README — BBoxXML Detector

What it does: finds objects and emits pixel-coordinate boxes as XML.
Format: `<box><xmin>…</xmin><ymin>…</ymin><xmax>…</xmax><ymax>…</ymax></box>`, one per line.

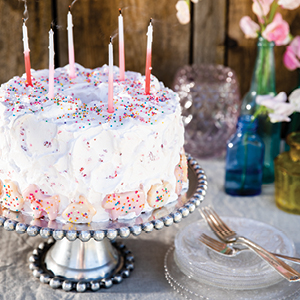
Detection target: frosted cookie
<box><xmin>23</xmin><ymin>184</ymin><xmax>60</xmax><ymax>220</ymax></box>
<box><xmin>102</xmin><ymin>190</ymin><xmax>145</xmax><ymax>220</ymax></box>
<box><xmin>147</xmin><ymin>181</ymin><xmax>172</xmax><ymax>208</ymax></box>
<box><xmin>1</xmin><ymin>180</ymin><xmax>24</xmax><ymax>212</ymax></box>
<box><xmin>62</xmin><ymin>196</ymin><xmax>96</xmax><ymax>223</ymax></box>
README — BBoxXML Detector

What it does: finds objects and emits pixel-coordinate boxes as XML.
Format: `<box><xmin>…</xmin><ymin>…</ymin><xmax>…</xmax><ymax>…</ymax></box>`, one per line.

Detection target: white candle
<box><xmin>22</xmin><ymin>20</ymin><xmax>32</xmax><ymax>86</ymax></box>
<box><xmin>48</xmin><ymin>27</ymin><xmax>55</xmax><ymax>99</ymax></box>
<box><xmin>67</xmin><ymin>8</ymin><xmax>76</xmax><ymax>79</ymax></box>
<box><xmin>108</xmin><ymin>38</ymin><xmax>114</xmax><ymax>113</ymax></box>
<box><xmin>145</xmin><ymin>19</ymin><xmax>153</xmax><ymax>95</ymax></box>
<box><xmin>118</xmin><ymin>8</ymin><xmax>125</xmax><ymax>81</ymax></box>
<box><xmin>22</xmin><ymin>21</ymin><xmax>29</xmax><ymax>52</ymax></box>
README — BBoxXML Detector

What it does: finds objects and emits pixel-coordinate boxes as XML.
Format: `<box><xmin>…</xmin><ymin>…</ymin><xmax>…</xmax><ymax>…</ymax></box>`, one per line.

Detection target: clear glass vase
<box><xmin>241</xmin><ymin>36</ymin><xmax>280</xmax><ymax>184</ymax></box>
<box><xmin>225</xmin><ymin>115</ymin><xmax>265</xmax><ymax>196</ymax></box>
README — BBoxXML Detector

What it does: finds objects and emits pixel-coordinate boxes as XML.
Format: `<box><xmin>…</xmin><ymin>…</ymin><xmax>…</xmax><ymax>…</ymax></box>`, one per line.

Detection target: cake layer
<box><xmin>0</xmin><ymin>64</ymin><xmax>186</xmax><ymax>223</ymax></box>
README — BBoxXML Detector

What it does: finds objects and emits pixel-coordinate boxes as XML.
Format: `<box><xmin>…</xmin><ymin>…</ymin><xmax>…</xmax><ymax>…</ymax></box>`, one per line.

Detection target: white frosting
<box><xmin>0</xmin><ymin>63</ymin><xmax>185</xmax><ymax>222</ymax></box>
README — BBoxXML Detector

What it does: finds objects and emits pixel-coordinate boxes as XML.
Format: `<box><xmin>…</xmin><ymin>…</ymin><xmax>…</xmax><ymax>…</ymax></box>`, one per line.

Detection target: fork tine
<box><xmin>208</xmin><ymin>207</ymin><xmax>233</xmax><ymax>232</ymax></box>
<box><xmin>201</xmin><ymin>233</ymin><xmax>226</xmax><ymax>247</ymax></box>
<box><xmin>200</xmin><ymin>207</ymin><xmax>225</xmax><ymax>239</ymax></box>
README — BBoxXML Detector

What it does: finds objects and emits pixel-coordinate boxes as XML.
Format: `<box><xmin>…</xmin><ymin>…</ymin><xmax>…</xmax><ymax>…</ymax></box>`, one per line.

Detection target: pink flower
<box><xmin>256</xmin><ymin>92</ymin><xmax>287</xmax><ymax>109</ymax></box>
<box><xmin>240</xmin><ymin>16</ymin><xmax>260</xmax><ymax>38</ymax></box>
<box><xmin>176</xmin><ymin>1</ymin><xmax>190</xmax><ymax>24</ymax></box>
<box><xmin>283</xmin><ymin>36</ymin><xmax>300</xmax><ymax>70</ymax></box>
<box><xmin>268</xmin><ymin>113</ymin><xmax>291</xmax><ymax>122</ymax></box>
<box><xmin>256</xmin><ymin>92</ymin><xmax>295</xmax><ymax>123</ymax></box>
<box><xmin>262</xmin><ymin>13</ymin><xmax>291</xmax><ymax>46</ymax></box>
<box><xmin>252</xmin><ymin>0</ymin><xmax>274</xmax><ymax>19</ymax></box>
<box><xmin>278</xmin><ymin>0</ymin><xmax>300</xmax><ymax>9</ymax></box>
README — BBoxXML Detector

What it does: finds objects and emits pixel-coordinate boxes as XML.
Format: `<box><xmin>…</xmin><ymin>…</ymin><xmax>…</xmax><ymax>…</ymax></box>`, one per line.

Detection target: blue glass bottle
<box><xmin>225</xmin><ymin>115</ymin><xmax>265</xmax><ymax>196</ymax></box>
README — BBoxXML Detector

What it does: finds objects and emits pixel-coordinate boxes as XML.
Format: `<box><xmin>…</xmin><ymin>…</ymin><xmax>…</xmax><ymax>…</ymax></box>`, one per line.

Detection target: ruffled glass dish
<box><xmin>174</xmin><ymin>217</ymin><xmax>296</xmax><ymax>290</ymax></box>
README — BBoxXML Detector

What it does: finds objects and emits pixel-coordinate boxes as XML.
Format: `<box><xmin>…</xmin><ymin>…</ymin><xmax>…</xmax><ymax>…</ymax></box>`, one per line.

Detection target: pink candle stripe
<box><xmin>108</xmin><ymin>41</ymin><xmax>114</xmax><ymax>113</ymax></box>
<box><xmin>145</xmin><ymin>49</ymin><xmax>152</xmax><ymax>95</ymax></box>
<box><xmin>119</xmin><ymin>43</ymin><xmax>125</xmax><ymax>81</ymax></box>
<box><xmin>24</xmin><ymin>51</ymin><xmax>32</xmax><ymax>86</ymax></box>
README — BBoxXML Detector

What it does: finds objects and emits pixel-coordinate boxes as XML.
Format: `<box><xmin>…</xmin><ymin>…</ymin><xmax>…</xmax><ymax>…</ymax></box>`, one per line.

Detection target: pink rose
<box><xmin>252</xmin><ymin>0</ymin><xmax>274</xmax><ymax>19</ymax></box>
<box><xmin>283</xmin><ymin>36</ymin><xmax>300</xmax><ymax>70</ymax></box>
<box><xmin>176</xmin><ymin>1</ymin><xmax>190</xmax><ymax>24</ymax></box>
<box><xmin>240</xmin><ymin>16</ymin><xmax>260</xmax><ymax>38</ymax></box>
<box><xmin>283</xmin><ymin>46</ymin><xmax>300</xmax><ymax>70</ymax></box>
<box><xmin>262</xmin><ymin>13</ymin><xmax>291</xmax><ymax>46</ymax></box>
<box><xmin>278</xmin><ymin>0</ymin><xmax>300</xmax><ymax>9</ymax></box>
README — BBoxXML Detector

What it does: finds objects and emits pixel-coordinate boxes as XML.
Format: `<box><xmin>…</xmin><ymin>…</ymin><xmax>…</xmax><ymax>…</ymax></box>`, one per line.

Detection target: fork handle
<box><xmin>272</xmin><ymin>253</ymin><xmax>300</xmax><ymax>265</ymax></box>
<box><xmin>236</xmin><ymin>236</ymin><xmax>300</xmax><ymax>282</ymax></box>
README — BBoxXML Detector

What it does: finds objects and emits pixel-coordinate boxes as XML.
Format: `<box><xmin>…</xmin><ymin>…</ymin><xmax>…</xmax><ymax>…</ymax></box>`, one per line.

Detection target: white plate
<box><xmin>174</xmin><ymin>217</ymin><xmax>296</xmax><ymax>290</ymax></box>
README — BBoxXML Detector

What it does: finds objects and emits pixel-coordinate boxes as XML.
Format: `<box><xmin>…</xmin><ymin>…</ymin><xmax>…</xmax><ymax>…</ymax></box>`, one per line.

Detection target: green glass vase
<box><xmin>285</xmin><ymin>68</ymin><xmax>300</xmax><ymax>151</ymax></box>
<box><xmin>241</xmin><ymin>36</ymin><xmax>280</xmax><ymax>184</ymax></box>
<box><xmin>275</xmin><ymin>132</ymin><xmax>300</xmax><ymax>214</ymax></box>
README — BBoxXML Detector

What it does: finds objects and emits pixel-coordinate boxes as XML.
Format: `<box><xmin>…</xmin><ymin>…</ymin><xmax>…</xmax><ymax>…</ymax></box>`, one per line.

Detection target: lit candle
<box><xmin>48</xmin><ymin>26</ymin><xmax>55</xmax><ymax>100</ymax></box>
<box><xmin>108</xmin><ymin>37</ymin><xmax>114</xmax><ymax>113</ymax></box>
<box><xmin>22</xmin><ymin>19</ymin><xmax>32</xmax><ymax>86</ymax></box>
<box><xmin>145</xmin><ymin>19</ymin><xmax>153</xmax><ymax>95</ymax></box>
<box><xmin>118</xmin><ymin>8</ymin><xmax>125</xmax><ymax>81</ymax></box>
<box><xmin>67</xmin><ymin>6</ymin><xmax>76</xmax><ymax>79</ymax></box>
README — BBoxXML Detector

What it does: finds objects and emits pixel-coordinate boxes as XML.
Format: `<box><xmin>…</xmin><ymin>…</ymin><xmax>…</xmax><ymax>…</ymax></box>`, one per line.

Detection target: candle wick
<box><xmin>150</xmin><ymin>18</ymin><xmax>152</xmax><ymax>24</ymax></box>
<box><xmin>119</xmin><ymin>8</ymin><xmax>122</xmax><ymax>15</ymax></box>
<box><xmin>22</xmin><ymin>18</ymin><xmax>25</xmax><ymax>24</ymax></box>
<box><xmin>69</xmin><ymin>5</ymin><xmax>71</xmax><ymax>12</ymax></box>
<box><xmin>110</xmin><ymin>36</ymin><xmax>112</xmax><ymax>43</ymax></box>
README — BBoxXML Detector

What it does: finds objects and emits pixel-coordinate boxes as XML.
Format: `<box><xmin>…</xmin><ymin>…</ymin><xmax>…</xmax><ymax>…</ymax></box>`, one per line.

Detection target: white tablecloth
<box><xmin>0</xmin><ymin>158</ymin><xmax>299</xmax><ymax>299</ymax></box>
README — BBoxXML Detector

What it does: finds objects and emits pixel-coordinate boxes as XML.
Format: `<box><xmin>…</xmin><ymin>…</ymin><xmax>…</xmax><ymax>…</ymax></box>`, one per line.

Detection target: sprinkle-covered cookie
<box><xmin>62</xmin><ymin>196</ymin><xmax>96</xmax><ymax>223</ymax></box>
<box><xmin>102</xmin><ymin>190</ymin><xmax>145</xmax><ymax>220</ymax></box>
<box><xmin>1</xmin><ymin>180</ymin><xmax>24</xmax><ymax>212</ymax></box>
<box><xmin>147</xmin><ymin>181</ymin><xmax>172</xmax><ymax>208</ymax></box>
<box><xmin>23</xmin><ymin>184</ymin><xmax>60</xmax><ymax>220</ymax></box>
<box><xmin>175</xmin><ymin>152</ymin><xmax>188</xmax><ymax>195</ymax></box>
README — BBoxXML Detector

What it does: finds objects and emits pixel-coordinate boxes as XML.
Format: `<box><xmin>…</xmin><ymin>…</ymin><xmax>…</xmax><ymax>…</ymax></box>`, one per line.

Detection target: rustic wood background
<box><xmin>1</xmin><ymin>0</ymin><xmax>300</xmax><ymax>98</ymax></box>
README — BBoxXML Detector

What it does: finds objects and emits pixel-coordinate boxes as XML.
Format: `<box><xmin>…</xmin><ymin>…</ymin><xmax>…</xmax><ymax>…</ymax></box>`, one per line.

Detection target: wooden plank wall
<box><xmin>1</xmin><ymin>0</ymin><xmax>300</xmax><ymax>98</ymax></box>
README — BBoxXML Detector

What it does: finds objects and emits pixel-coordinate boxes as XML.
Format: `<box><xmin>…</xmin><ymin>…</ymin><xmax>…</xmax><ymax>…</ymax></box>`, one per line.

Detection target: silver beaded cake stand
<box><xmin>0</xmin><ymin>155</ymin><xmax>207</xmax><ymax>292</ymax></box>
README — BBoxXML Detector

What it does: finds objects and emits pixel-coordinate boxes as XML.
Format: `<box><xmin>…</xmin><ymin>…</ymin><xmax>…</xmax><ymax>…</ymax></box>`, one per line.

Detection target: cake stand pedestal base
<box><xmin>29</xmin><ymin>238</ymin><xmax>134</xmax><ymax>292</ymax></box>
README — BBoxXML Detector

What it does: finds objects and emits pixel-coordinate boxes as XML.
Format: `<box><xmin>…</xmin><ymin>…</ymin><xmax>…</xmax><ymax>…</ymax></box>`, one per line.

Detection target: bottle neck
<box><xmin>237</xmin><ymin>115</ymin><xmax>257</xmax><ymax>133</ymax></box>
<box><xmin>249</xmin><ymin>36</ymin><xmax>276</xmax><ymax>96</ymax></box>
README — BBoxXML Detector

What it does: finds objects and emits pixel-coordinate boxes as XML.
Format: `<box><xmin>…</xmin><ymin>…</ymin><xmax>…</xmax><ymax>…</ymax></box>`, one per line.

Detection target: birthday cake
<box><xmin>0</xmin><ymin>63</ymin><xmax>187</xmax><ymax>223</ymax></box>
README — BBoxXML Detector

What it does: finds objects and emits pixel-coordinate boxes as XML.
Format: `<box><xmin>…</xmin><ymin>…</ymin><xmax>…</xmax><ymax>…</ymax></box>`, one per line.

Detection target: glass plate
<box><xmin>165</xmin><ymin>246</ymin><xmax>300</xmax><ymax>300</ymax></box>
<box><xmin>174</xmin><ymin>217</ymin><xmax>296</xmax><ymax>290</ymax></box>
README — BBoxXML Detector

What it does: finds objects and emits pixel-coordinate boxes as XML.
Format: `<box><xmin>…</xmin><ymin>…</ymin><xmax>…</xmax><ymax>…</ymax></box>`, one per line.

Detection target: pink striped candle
<box><xmin>118</xmin><ymin>8</ymin><xmax>125</xmax><ymax>81</ymax></box>
<box><xmin>22</xmin><ymin>20</ymin><xmax>32</xmax><ymax>86</ymax></box>
<box><xmin>108</xmin><ymin>38</ymin><xmax>114</xmax><ymax>113</ymax></box>
<box><xmin>48</xmin><ymin>27</ymin><xmax>55</xmax><ymax>100</ymax></box>
<box><xmin>67</xmin><ymin>7</ymin><xmax>76</xmax><ymax>79</ymax></box>
<box><xmin>145</xmin><ymin>19</ymin><xmax>153</xmax><ymax>95</ymax></box>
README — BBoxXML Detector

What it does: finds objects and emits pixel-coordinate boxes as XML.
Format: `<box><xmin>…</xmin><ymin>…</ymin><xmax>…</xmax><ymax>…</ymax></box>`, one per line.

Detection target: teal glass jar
<box><xmin>225</xmin><ymin>115</ymin><xmax>265</xmax><ymax>196</ymax></box>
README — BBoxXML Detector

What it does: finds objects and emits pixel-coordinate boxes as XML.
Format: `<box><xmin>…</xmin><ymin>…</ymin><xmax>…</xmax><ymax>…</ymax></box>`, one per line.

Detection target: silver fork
<box><xmin>199</xmin><ymin>206</ymin><xmax>300</xmax><ymax>282</ymax></box>
<box><xmin>199</xmin><ymin>233</ymin><xmax>300</xmax><ymax>265</ymax></box>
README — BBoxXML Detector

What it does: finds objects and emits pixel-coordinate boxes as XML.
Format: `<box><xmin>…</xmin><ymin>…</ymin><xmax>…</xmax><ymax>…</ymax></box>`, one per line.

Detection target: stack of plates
<box><xmin>165</xmin><ymin>217</ymin><xmax>300</xmax><ymax>300</ymax></box>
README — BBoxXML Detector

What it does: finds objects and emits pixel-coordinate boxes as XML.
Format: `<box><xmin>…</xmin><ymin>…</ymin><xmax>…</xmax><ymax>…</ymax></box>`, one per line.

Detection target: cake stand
<box><xmin>0</xmin><ymin>155</ymin><xmax>207</xmax><ymax>292</ymax></box>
